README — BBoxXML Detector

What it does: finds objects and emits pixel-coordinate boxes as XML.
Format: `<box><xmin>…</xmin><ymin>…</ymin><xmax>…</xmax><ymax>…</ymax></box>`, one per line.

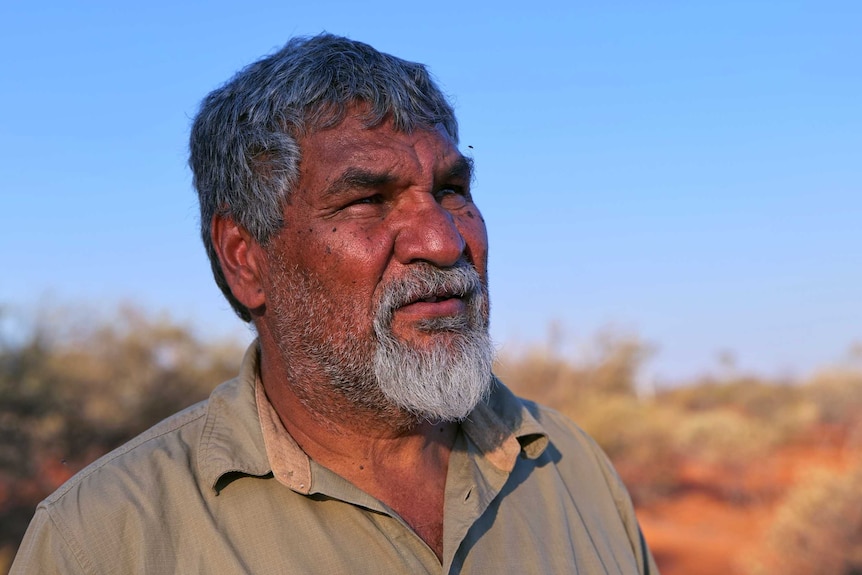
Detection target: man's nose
<box><xmin>393</xmin><ymin>195</ymin><xmax>466</xmax><ymax>268</ymax></box>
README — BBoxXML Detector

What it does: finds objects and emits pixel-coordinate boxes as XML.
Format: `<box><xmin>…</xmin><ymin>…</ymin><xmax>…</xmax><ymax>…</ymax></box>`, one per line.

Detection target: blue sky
<box><xmin>2</xmin><ymin>1</ymin><xmax>860</xmax><ymax>384</ymax></box>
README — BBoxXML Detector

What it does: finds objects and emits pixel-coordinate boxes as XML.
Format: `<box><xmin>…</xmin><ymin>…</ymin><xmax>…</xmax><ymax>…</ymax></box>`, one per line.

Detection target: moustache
<box><xmin>376</xmin><ymin>260</ymin><xmax>485</xmax><ymax>319</ymax></box>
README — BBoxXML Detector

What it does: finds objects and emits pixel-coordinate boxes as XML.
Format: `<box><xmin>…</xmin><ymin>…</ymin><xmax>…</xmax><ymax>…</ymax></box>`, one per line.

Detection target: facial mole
<box><xmin>466</xmin><ymin>210</ymin><xmax>475</xmax><ymax>219</ymax></box>
<box><xmin>332</xmin><ymin>227</ymin><xmax>337</xmax><ymax>232</ymax></box>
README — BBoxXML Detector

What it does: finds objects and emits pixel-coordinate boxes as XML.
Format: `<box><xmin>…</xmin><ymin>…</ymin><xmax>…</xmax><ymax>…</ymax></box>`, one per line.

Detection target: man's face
<box><xmin>260</xmin><ymin>111</ymin><xmax>492</xmax><ymax>422</ymax></box>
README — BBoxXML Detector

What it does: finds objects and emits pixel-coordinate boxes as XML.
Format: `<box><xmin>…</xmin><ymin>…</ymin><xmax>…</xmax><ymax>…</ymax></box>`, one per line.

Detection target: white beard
<box><xmin>268</xmin><ymin>256</ymin><xmax>494</xmax><ymax>423</ymax></box>
<box><xmin>372</xmin><ymin>261</ymin><xmax>493</xmax><ymax>421</ymax></box>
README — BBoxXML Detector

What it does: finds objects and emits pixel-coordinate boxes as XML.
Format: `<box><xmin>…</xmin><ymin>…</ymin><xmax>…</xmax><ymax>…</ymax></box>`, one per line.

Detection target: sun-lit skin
<box><xmin>270</xmin><ymin>115</ymin><xmax>488</xmax><ymax>348</ymax></box>
<box><xmin>214</xmin><ymin>110</ymin><xmax>490</xmax><ymax>423</ymax></box>
<box><xmin>211</xmin><ymin>110</ymin><xmax>490</xmax><ymax>560</ymax></box>
<box><xmin>256</xmin><ymin>113</ymin><xmax>489</xmax><ymax>425</ymax></box>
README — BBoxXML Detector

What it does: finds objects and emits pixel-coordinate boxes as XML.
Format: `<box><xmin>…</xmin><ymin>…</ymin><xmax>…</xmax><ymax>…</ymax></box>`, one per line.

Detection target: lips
<box><xmin>414</xmin><ymin>292</ymin><xmax>464</xmax><ymax>305</ymax></box>
<box><xmin>394</xmin><ymin>288</ymin><xmax>468</xmax><ymax>319</ymax></box>
<box><xmin>397</xmin><ymin>296</ymin><xmax>465</xmax><ymax>318</ymax></box>
<box><xmin>374</xmin><ymin>260</ymin><xmax>484</xmax><ymax>326</ymax></box>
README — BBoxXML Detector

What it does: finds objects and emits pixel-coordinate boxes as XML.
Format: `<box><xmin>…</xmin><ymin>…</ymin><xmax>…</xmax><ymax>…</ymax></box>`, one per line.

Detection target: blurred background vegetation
<box><xmin>2</xmin><ymin>304</ymin><xmax>861</xmax><ymax>574</ymax></box>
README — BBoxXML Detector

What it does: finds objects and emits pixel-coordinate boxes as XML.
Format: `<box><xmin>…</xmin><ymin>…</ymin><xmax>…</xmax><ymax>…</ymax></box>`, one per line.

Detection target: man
<box><xmin>12</xmin><ymin>34</ymin><xmax>658</xmax><ymax>574</ymax></box>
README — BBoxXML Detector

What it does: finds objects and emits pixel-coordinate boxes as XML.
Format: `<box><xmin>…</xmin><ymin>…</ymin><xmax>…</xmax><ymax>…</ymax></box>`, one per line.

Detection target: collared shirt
<box><xmin>11</xmin><ymin>343</ymin><xmax>658</xmax><ymax>574</ymax></box>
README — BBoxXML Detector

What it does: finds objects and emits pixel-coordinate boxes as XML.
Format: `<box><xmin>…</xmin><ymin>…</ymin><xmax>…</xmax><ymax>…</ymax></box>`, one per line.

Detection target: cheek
<box><xmin>460</xmin><ymin>209</ymin><xmax>489</xmax><ymax>273</ymax></box>
<box><xmin>308</xmin><ymin>225</ymin><xmax>393</xmax><ymax>289</ymax></box>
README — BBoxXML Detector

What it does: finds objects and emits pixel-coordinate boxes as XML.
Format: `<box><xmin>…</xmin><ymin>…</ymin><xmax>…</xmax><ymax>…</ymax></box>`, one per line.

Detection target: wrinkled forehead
<box><xmin>296</xmin><ymin>113</ymin><xmax>469</xmax><ymax>186</ymax></box>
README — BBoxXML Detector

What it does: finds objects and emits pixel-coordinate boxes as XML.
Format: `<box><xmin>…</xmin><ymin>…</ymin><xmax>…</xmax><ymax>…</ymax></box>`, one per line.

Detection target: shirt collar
<box><xmin>255</xmin><ymin>373</ymin><xmax>314</xmax><ymax>493</ymax></box>
<box><xmin>200</xmin><ymin>341</ymin><xmax>550</xmax><ymax>493</ymax></box>
<box><xmin>198</xmin><ymin>342</ymin><xmax>272</xmax><ymax>493</ymax></box>
<box><xmin>460</xmin><ymin>378</ymin><xmax>549</xmax><ymax>472</ymax></box>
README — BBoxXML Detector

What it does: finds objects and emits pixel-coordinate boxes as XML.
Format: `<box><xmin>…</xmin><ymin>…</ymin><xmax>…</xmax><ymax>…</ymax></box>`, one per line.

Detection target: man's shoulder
<box><xmin>43</xmin><ymin>396</ymin><xmax>211</xmax><ymax>508</ymax></box>
<box><xmin>40</xmin><ymin>375</ymin><xmax>255</xmax><ymax>513</ymax></box>
<box><xmin>12</xmin><ymin>374</ymin><xmax>268</xmax><ymax>574</ymax></box>
<box><xmin>482</xmin><ymin>380</ymin><xmax>657</xmax><ymax>573</ymax></box>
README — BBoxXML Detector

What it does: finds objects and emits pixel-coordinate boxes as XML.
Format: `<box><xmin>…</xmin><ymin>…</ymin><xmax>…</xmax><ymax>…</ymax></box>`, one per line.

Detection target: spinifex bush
<box><xmin>660</xmin><ymin>377</ymin><xmax>802</xmax><ymax>419</ymax></box>
<box><xmin>747</xmin><ymin>462</ymin><xmax>862</xmax><ymax>575</ymax></box>
<box><xmin>805</xmin><ymin>368</ymin><xmax>862</xmax><ymax>429</ymax></box>
<box><xmin>672</xmin><ymin>409</ymin><xmax>780</xmax><ymax>467</ymax></box>
<box><xmin>659</xmin><ymin>377</ymin><xmax>821</xmax><ymax>459</ymax></box>
<box><xmin>494</xmin><ymin>330</ymin><xmax>652</xmax><ymax>407</ymax></box>
<box><xmin>0</xmin><ymin>305</ymin><xmax>244</xmax><ymax>470</ymax></box>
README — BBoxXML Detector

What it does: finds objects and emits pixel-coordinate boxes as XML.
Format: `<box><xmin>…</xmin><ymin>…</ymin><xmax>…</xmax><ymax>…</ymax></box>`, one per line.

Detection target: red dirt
<box><xmin>635</xmin><ymin>428</ymin><xmax>859</xmax><ymax>575</ymax></box>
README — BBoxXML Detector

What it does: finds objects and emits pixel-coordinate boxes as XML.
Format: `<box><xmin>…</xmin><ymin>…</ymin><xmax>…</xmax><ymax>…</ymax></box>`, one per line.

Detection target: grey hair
<box><xmin>189</xmin><ymin>33</ymin><xmax>459</xmax><ymax>321</ymax></box>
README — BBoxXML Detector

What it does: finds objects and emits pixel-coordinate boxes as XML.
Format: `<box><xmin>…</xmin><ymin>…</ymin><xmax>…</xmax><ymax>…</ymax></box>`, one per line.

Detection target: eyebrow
<box><xmin>322</xmin><ymin>168</ymin><xmax>397</xmax><ymax>199</ymax></box>
<box><xmin>321</xmin><ymin>154</ymin><xmax>474</xmax><ymax>199</ymax></box>
<box><xmin>444</xmin><ymin>156</ymin><xmax>474</xmax><ymax>184</ymax></box>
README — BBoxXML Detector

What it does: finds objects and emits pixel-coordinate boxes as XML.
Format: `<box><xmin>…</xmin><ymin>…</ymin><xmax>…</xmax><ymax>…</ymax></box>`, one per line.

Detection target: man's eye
<box><xmin>436</xmin><ymin>187</ymin><xmax>469</xmax><ymax>209</ymax></box>
<box><xmin>346</xmin><ymin>194</ymin><xmax>383</xmax><ymax>207</ymax></box>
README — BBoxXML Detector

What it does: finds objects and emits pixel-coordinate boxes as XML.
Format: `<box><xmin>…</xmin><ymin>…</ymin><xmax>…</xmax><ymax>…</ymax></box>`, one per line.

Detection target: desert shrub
<box><xmin>671</xmin><ymin>409</ymin><xmax>779</xmax><ymax>467</ymax></box>
<box><xmin>746</xmin><ymin>462</ymin><xmax>862</xmax><ymax>575</ymax></box>
<box><xmin>1</xmin><ymin>305</ymin><xmax>244</xmax><ymax>469</ymax></box>
<box><xmin>576</xmin><ymin>331</ymin><xmax>654</xmax><ymax>397</ymax></box>
<box><xmin>660</xmin><ymin>377</ymin><xmax>802</xmax><ymax>420</ymax></box>
<box><xmin>495</xmin><ymin>331</ymin><xmax>653</xmax><ymax>407</ymax></box>
<box><xmin>804</xmin><ymin>368</ymin><xmax>862</xmax><ymax>429</ymax></box>
<box><xmin>660</xmin><ymin>376</ymin><xmax>822</xmax><ymax>452</ymax></box>
<box><xmin>494</xmin><ymin>347</ymin><xmax>585</xmax><ymax>412</ymax></box>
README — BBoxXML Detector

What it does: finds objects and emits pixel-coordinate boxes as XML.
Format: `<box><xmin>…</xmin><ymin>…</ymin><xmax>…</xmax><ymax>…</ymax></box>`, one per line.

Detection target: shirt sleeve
<box><xmin>9</xmin><ymin>507</ymin><xmax>87</xmax><ymax>575</ymax></box>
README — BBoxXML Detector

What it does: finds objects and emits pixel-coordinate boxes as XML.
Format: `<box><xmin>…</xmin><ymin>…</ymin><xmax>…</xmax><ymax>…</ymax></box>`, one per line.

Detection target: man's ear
<box><xmin>211</xmin><ymin>214</ymin><xmax>267</xmax><ymax>312</ymax></box>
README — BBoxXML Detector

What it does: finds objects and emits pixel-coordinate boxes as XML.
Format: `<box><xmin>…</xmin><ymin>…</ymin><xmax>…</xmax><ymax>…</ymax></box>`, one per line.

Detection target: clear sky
<box><xmin>2</xmin><ymin>1</ymin><xmax>860</xmax><ymax>384</ymax></box>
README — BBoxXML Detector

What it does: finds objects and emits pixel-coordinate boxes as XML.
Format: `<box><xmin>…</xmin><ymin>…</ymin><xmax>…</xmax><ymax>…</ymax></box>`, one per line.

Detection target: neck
<box><xmin>258</xmin><ymin>338</ymin><xmax>456</xmax><ymax>561</ymax></box>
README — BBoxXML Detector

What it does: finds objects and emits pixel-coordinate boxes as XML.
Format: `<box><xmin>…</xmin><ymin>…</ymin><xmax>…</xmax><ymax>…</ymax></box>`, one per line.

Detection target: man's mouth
<box><xmin>397</xmin><ymin>292</ymin><xmax>467</xmax><ymax>319</ymax></box>
<box><xmin>376</xmin><ymin>260</ymin><xmax>484</xmax><ymax>328</ymax></box>
<box><xmin>416</xmin><ymin>294</ymin><xmax>460</xmax><ymax>304</ymax></box>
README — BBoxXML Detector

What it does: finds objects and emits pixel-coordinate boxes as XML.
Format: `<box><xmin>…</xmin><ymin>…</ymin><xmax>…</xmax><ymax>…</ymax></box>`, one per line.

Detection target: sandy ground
<box><xmin>636</xmin><ymin>428</ymin><xmax>857</xmax><ymax>575</ymax></box>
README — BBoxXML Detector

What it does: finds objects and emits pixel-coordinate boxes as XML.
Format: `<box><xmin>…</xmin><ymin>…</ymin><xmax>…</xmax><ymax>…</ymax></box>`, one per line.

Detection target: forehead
<box><xmin>297</xmin><ymin>114</ymin><xmax>466</xmax><ymax>184</ymax></box>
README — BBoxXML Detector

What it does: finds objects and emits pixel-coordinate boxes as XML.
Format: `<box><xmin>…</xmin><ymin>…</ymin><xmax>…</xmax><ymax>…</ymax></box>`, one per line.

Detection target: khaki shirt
<box><xmin>12</xmin><ymin>344</ymin><xmax>658</xmax><ymax>574</ymax></box>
